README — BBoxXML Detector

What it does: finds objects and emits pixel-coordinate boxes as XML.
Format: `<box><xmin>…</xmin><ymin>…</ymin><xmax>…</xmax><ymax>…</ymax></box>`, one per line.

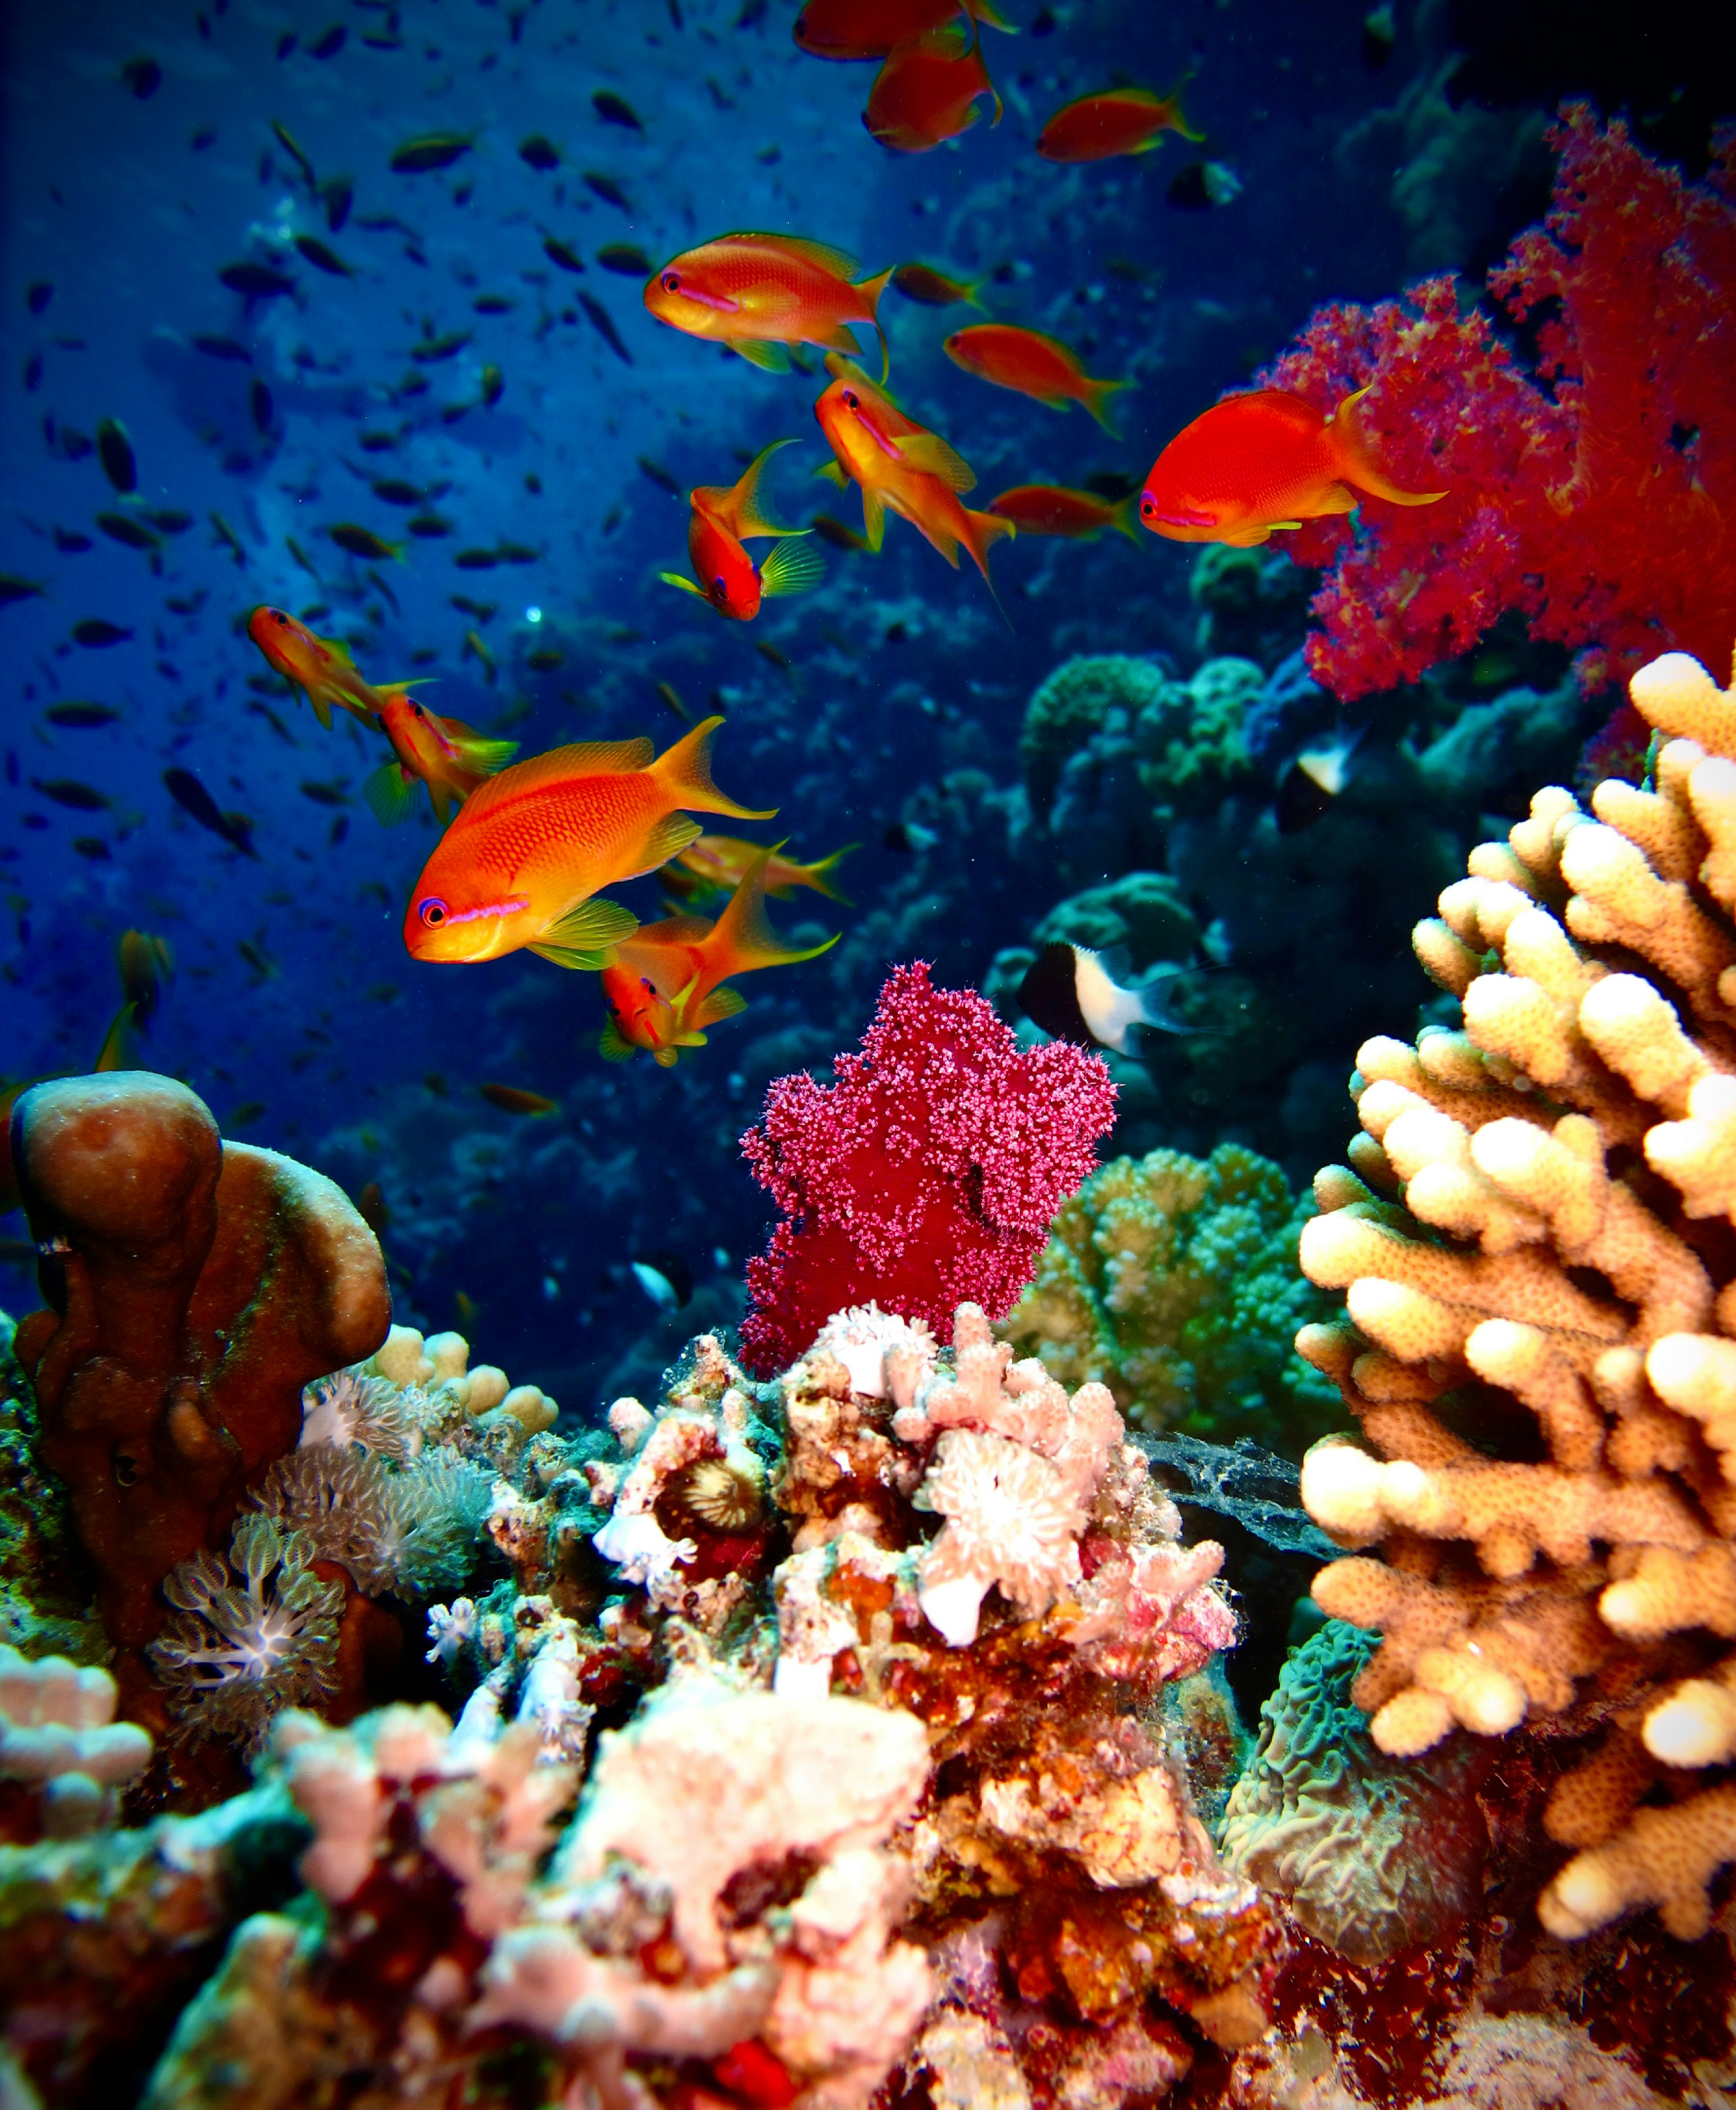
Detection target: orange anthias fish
<box><xmin>813</xmin><ymin>354</ymin><xmax>1014</xmax><ymax>594</ymax></box>
<box><xmin>599</xmin><ymin>847</ymin><xmax>838</xmax><ymax>1067</ymax></box>
<box><xmin>1036</xmin><ymin>83</ymin><xmax>1203</xmax><ymax>162</ymax></box>
<box><xmin>246</xmin><ymin>605</ymin><xmax>389</xmax><ymax>729</ymax></box>
<box><xmin>864</xmin><ymin>19</ymin><xmax>1001</xmax><ymax>154</ymax></box>
<box><xmin>659</xmin><ymin>439</ymin><xmax>824</xmax><ymax>621</ymax></box>
<box><xmin>643</xmin><ymin>234</ymin><xmax>894</xmax><ymax>379</ymax></box>
<box><xmin>986</xmin><ymin>484</ymin><xmax>1139</xmax><ymax>541</ymax></box>
<box><xmin>365</xmin><ymin>689</ymin><xmax>521</xmax><ymax>827</ymax></box>
<box><xmin>663</xmin><ymin>832</ymin><xmax>856</xmax><ymax>903</ymax></box>
<box><xmin>1139</xmin><ymin>386</ymin><xmax>1447</xmax><ymax>548</ymax></box>
<box><xmin>404</xmin><ymin>717</ymin><xmax>775</xmax><ymax>968</ymax></box>
<box><xmin>794</xmin><ymin>0</ymin><xmax>1013</xmax><ymax>61</ymax></box>
<box><xmin>944</xmin><ymin>323</ymin><xmax>1129</xmax><ymax>433</ymax></box>
<box><xmin>891</xmin><ymin>261</ymin><xmax>985</xmax><ymax>310</ymax></box>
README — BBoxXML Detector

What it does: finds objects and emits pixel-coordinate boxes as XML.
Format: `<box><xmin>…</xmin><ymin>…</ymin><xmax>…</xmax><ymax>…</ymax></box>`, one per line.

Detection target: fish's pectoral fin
<box><xmin>306</xmin><ymin>687</ymin><xmax>335</xmax><ymax>731</ymax></box>
<box><xmin>541</xmin><ymin>895</ymin><xmax>641</xmax><ymax>954</ymax></box>
<box><xmin>860</xmin><ymin>486</ymin><xmax>887</xmax><ymax>552</ymax></box>
<box><xmin>363</xmin><ymin>760</ymin><xmax>421</xmax><ymax>828</ymax></box>
<box><xmin>634</xmin><ymin>811</ymin><xmax>707</xmax><ymax>876</ymax></box>
<box><xmin>814</xmin><ymin>459</ymin><xmax>847</xmax><ymax>487</ymax></box>
<box><xmin>660</xmin><ymin>569</ymin><xmax>710</xmax><ymax>599</ymax></box>
<box><xmin>728</xmin><ymin>338</ymin><xmax>792</xmax><ymax>373</ymax></box>
<box><xmin>895</xmin><ymin>432</ymin><xmax>977</xmax><ymax>493</ymax></box>
<box><xmin>758</xmin><ymin>538</ymin><xmax>824</xmax><ymax>599</ymax></box>
<box><xmin>1267</xmin><ymin>518</ymin><xmax>1307</xmax><ymax>532</ymax></box>
<box><xmin>693</xmin><ymin>985</ymin><xmax>747</xmax><ymax>1030</ymax></box>
<box><xmin>598</xmin><ymin>1018</ymin><xmax>637</xmax><ymax>1062</ymax></box>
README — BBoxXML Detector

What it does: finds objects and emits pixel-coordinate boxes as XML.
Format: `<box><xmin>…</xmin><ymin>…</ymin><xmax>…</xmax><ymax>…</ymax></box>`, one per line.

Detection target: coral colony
<box><xmin>5</xmin><ymin>13</ymin><xmax>1736</xmax><ymax>2110</ymax></box>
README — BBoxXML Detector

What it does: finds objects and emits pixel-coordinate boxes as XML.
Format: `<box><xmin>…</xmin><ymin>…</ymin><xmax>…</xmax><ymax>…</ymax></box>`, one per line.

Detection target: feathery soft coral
<box><xmin>739</xmin><ymin>963</ymin><xmax>1116</xmax><ymax>1374</ymax></box>
<box><xmin>1261</xmin><ymin>106</ymin><xmax>1736</xmax><ymax>700</ymax></box>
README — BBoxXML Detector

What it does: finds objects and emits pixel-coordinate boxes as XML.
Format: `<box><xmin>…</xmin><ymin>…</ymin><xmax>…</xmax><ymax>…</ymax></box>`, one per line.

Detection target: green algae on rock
<box><xmin>1000</xmin><ymin>1144</ymin><xmax>1344</xmax><ymax>1450</ymax></box>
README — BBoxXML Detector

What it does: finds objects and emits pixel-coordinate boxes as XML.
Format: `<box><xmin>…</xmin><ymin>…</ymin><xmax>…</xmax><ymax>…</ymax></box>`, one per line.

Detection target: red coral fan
<box><xmin>1260</xmin><ymin>106</ymin><xmax>1736</xmax><ymax>700</ymax></box>
<box><xmin>738</xmin><ymin>963</ymin><xmax>1116</xmax><ymax>1374</ymax></box>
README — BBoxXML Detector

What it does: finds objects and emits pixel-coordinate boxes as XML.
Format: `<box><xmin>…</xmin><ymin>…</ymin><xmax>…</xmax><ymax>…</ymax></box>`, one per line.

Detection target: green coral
<box><xmin>1032</xmin><ymin>872</ymin><xmax>1200</xmax><ymax>969</ymax></box>
<box><xmin>1218</xmin><ymin>1620</ymin><xmax>1489</xmax><ymax>1966</ymax></box>
<box><xmin>1000</xmin><ymin>1145</ymin><xmax>1344</xmax><ymax>1451</ymax></box>
<box><xmin>1020</xmin><ymin>653</ymin><xmax>1173</xmax><ymax>821</ymax></box>
<box><xmin>0</xmin><ymin>1312</ymin><xmax>105</xmax><ymax>1664</ymax></box>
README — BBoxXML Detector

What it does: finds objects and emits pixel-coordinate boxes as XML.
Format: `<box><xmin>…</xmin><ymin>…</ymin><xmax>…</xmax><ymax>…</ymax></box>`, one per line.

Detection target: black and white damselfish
<box><xmin>1017</xmin><ymin>943</ymin><xmax>1192</xmax><ymax>1053</ymax></box>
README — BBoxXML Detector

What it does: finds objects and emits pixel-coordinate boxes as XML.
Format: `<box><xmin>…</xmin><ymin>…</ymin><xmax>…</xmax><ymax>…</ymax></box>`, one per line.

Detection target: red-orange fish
<box><xmin>365</xmin><ymin>689</ymin><xmax>520</xmax><ymax>827</ymax></box>
<box><xmin>246</xmin><ymin>605</ymin><xmax>388</xmax><ymax>728</ymax></box>
<box><xmin>865</xmin><ymin>20</ymin><xmax>1001</xmax><ymax>154</ymax></box>
<box><xmin>659</xmin><ymin>439</ymin><xmax>823</xmax><ymax>621</ymax></box>
<box><xmin>599</xmin><ymin>848</ymin><xmax>838</xmax><ymax>1067</ymax></box>
<box><xmin>643</xmin><ymin>233</ymin><xmax>893</xmax><ymax>378</ymax></box>
<box><xmin>1140</xmin><ymin>386</ymin><xmax>1447</xmax><ymax>548</ymax></box>
<box><xmin>794</xmin><ymin>0</ymin><xmax>1012</xmax><ymax>61</ymax></box>
<box><xmin>812</xmin><ymin>354</ymin><xmax>1014</xmax><ymax>593</ymax></box>
<box><xmin>986</xmin><ymin>484</ymin><xmax>1139</xmax><ymax>541</ymax></box>
<box><xmin>1036</xmin><ymin>83</ymin><xmax>1202</xmax><ymax>162</ymax></box>
<box><xmin>944</xmin><ymin>323</ymin><xmax>1129</xmax><ymax>432</ymax></box>
<box><xmin>663</xmin><ymin>833</ymin><xmax>856</xmax><ymax>903</ymax></box>
<box><xmin>404</xmin><ymin>718</ymin><xmax>774</xmax><ymax>967</ymax></box>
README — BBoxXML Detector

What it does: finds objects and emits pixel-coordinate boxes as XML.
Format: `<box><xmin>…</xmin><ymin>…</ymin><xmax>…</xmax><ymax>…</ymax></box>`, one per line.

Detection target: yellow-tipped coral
<box><xmin>1295</xmin><ymin>644</ymin><xmax>1736</xmax><ymax>1943</ymax></box>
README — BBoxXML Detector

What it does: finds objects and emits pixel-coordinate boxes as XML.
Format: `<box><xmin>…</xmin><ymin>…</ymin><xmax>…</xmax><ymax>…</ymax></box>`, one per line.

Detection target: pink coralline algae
<box><xmin>1260</xmin><ymin>106</ymin><xmax>1736</xmax><ymax>701</ymax></box>
<box><xmin>739</xmin><ymin>963</ymin><xmax>1117</xmax><ymax>1374</ymax></box>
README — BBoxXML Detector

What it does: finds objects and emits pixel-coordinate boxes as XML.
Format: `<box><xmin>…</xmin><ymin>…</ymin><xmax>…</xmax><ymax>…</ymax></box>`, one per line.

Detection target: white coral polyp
<box><xmin>811</xmin><ymin>1304</ymin><xmax>938</xmax><ymax>1400</ymax></box>
<box><xmin>916</xmin><ymin>1430</ymin><xmax>1086</xmax><ymax>1647</ymax></box>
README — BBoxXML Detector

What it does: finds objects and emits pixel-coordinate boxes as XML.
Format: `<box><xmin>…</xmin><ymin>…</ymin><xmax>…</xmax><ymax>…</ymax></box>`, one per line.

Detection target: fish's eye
<box><xmin>1140</xmin><ymin>493</ymin><xmax>1157</xmax><ymax>517</ymax></box>
<box><xmin>641</xmin><ymin>977</ymin><xmax>654</xmax><ymax>991</ymax></box>
<box><xmin>412</xmin><ymin>703</ymin><xmax>424</xmax><ymax>719</ymax></box>
<box><xmin>661</xmin><ymin>272</ymin><xmax>680</xmax><ymax>294</ymax></box>
<box><xmin>843</xmin><ymin>389</ymin><xmax>859</xmax><ymax>408</ymax></box>
<box><xmin>271</xmin><ymin>609</ymin><xmax>289</xmax><ymax>625</ymax></box>
<box><xmin>711</xmin><ymin>576</ymin><xmax>728</xmax><ymax>600</ymax></box>
<box><xmin>418</xmin><ymin>898</ymin><xmax>448</xmax><ymax>928</ymax></box>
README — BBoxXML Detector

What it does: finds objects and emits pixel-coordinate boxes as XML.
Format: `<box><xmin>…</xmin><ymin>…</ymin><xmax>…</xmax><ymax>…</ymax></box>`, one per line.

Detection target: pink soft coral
<box><xmin>1261</xmin><ymin>106</ymin><xmax>1736</xmax><ymax>700</ymax></box>
<box><xmin>738</xmin><ymin>964</ymin><xmax>1116</xmax><ymax>1375</ymax></box>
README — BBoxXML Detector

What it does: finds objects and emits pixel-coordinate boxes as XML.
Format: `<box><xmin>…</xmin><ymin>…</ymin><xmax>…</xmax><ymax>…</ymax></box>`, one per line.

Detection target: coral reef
<box><xmin>1292</xmin><ymin>644</ymin><xmax>1736</xmax><ymax>1944</ymax></box>
<box><xmin>0</xmin><ymin>1643</ymin><xmax>152</xmax><ymax>1842</ymax></box>
<box><xmin>2</xmin><ymin>1074</ymin><xmax>390</xmax><ymax>1727</ymax></box>
<box><xmin>739</xmin><ymin>965</ymin><xmax>1116</xmax><ymax>1372</ymax></box>
<box><xmin>1002</xmin><ymin>1145</ymin><xmax>1344</xmax><ymax>1451</ymax></box>
<box><xmin>1263</xmin><ymin>110</ymin><xmax>1736</xmax><ymax>699</ymax></box>
<box><xmin>0</xmin><ymin>1311</ymin><xmax>103</xmax><ymax>1665</ymax></box>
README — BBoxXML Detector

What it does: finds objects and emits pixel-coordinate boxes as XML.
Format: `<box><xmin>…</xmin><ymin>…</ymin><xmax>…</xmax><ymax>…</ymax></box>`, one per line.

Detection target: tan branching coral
<box><xmin>1295</xmin><ymin>645</ymin><xmax>1736</xmax><ymax>1943</ymax></box>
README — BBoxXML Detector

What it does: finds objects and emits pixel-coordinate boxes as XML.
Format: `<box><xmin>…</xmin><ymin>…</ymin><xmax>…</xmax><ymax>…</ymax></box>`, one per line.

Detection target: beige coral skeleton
<box><xmin>1295</xmin><ymin>647</ymin><xmax>1736</xmax><ymax>1941</ymax></box>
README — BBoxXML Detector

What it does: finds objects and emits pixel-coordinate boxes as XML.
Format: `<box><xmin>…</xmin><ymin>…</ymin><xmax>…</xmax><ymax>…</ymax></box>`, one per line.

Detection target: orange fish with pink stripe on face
<box><xmin>944</xmin><ymin>323</ymin><xmax>1130</xmax><ymax>433</ymax></box>
<box><xmin>403</xmin><ymin>717</ymin><xmax>775</xmax><ymax>967</ymax></box>
<box><xmin>1036</xmin><ymin>81</ymin><xmax>1203</xmax><ymax>162</ymax></box>
<box><xmin>598</xmin><ymin>847</ymin><xmax>838</xmax><ymax>1067</ymax></box>
<box><xmin>659</xmin><ymin>439</ymin><xmax>824</xmax><ymax>622</ymax></box>
<box><xmin>643</xmin><ymin>233</ymin><xmax>894</xmax><ymax>379</ymax></box>
<box><xmin>864</xmin><ymin>18</ymin><xmax>1001</xmax><ymax>154</ymax></box>
<box><xmin>812</xmin><ymin>353</ymin><xmax>1014</xmax><ymax>597</ymax></box>
<box><xmin>1139</xmin><ymin>386</ymin><xmax>1447</xmax><ymax>548</ymax></box>
<box><xmin>794</xmin><ymin>0</ymin><xmax>1013</xmax><ymax>61</ymax></box>
<box><xmin>364</xmin><ymin>688</ymin><xmax>519</xmax><ymax>827</ymax></box>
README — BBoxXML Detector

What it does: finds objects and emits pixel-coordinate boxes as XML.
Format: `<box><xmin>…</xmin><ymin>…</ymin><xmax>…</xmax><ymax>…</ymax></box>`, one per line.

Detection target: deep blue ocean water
<box><xmin>0</xmin><ymin>0</ymin><xmax>1700</xmax><ymax>1415</ymax></box>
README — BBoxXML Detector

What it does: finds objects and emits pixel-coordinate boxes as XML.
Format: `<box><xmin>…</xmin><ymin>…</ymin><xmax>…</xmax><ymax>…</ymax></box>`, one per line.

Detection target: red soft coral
<box><xmin>738</xmin><ymin>963</ymin><xmax>1116</xmax><ymax>1375</ymax></box>
<box><xmin>1260</xmin><ymin>107</ymin><xmax>1736</xmax><ymax>700</ymax></box>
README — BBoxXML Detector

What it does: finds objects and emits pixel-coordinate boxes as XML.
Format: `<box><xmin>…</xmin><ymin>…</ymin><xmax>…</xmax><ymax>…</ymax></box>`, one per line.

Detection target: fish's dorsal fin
<box><xmin>458</xmin><ymin>736</ymin><xmax>655</xmax><ymax>820</ymax></box>
<box><xmin>725</xmin><ymin>438</ymin><xmax>802</xmax><ymax>539</ymax></box>
<box><xmin>726</xmin><ymin>231</ymin><xmax>860</xmax><ymax>280</ymax></box>
<box><xmin>895</xmin><ymin>431</ymin><xmax>977</xmax><ymax>494</ymax></box>
<box><xmin>706</xmin><ymin>846</ymin><xmax>839</xmax><ymax>978</ymax></box>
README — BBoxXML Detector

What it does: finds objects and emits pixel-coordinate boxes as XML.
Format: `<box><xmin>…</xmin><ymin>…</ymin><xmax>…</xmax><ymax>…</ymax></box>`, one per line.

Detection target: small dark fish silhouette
<box><xmin>54</xmin><ymin>528</ymin><xmax>93</xmax><ymax>553</ymax></box>
<box><xmin>294</xmin><ymin>233</ymin><xmax>353</xmax><ymax>275</ymax></box>
<box><xmin>453</xmin><ymin>548</ymin><xmax>500</xmax><ymax>570</ymax></box>
<box><xmin>391</xmin><ymin>132</ymin><xmax>474</xmax><ymax>173</ymax></box>
<box><xmin>272</xmin><ymin>120</ymin><xmax>316</xmax><ymax>186</ymax></box>
<box><xmin>43</xmin><ymin>702</ymin><xmax>120</xmax><ymax>728</ymax></box>
<box><xmin>164</xmin><ymin>767</ymin><xmax>256</xmax><ymax>855</ymax></box>
<box><xmin>637</xmin><ymin>456</ymin><xmax>681</xmax><ymax>495</ymax></box>
<box><xmin>73</xmin><ymin>837</ymin><xmax>112</xmax><ymax>862</ymax></box>
<box><xmin>479</xmin><ymin>1084</ymin><xmax>558</xmax><ymax>1116</ymax></box>
<box><xmin>73</xmin><ymin>619</ymin><xmax>132</xmax><ymax>647</ymax></box>
<box><xmin>308</xmin><ymin>23</ymin><xmax>346</xmax><ymax>59</ymax></box>
<box><xmin>473</xmin><ymin>295</ymin><xmax>513</xmax><ymax>314</ymax></box>
<box><xmin>655</xmin><ymin>681</ymin><xmax>691</xmax><ymax>724</ymax></box>
<box><xmin>220</xmin><ymin>260</ymin><xmax>296</xmax><ymax>299</ymax></box>
<box><xmin>321</xmin><ymin>176</ymin><xmax>353</xmax><ymax>231</ymax></box>
<box><xmin>495</xmin><ymin>541</ymin><xmax>538</xmax><ymax>564</ymax></box>
<box><xmin>96</xmin><ymin>418</ymin><xmax>136</xmax><ymax>493</ymax></box>
<box><xmin>480</xmin><ymin>364</ymin><xmax>504</xmax><ymax>407</ymax></box>
<box><xmin>408</xmin><ymin>512</ymin><xmax>452</xmax><ymax>537</ymax></box>
<box><xmin>95</xmin><ymin>511</ymin><xmax>160</xmax><ymax>551</ymax></box>
<box><xmin>121</xmin><ymin>55</ymin><xmax>162</xmax><ymax>99</ymax></box>
<box><xmin>0</xmin><ymin>574</ymin><xmax>46</xmax><ymax>605</ymax></box>
<box><xmin>592</xmin><ymin>90</ymin><xmax>643</xmax><ymax>131</ymax></box>
<box><xmin>543</xmin><ymin>236</ymin><xmax>586</xmax><ymax>274</ymax></box>
<box><xmin>811</xmin><ymin>513</ymin><xmax>870</xmax><ymax>552</ymax></box>
<box><xmin>250</xmin><ymin>377</ymin><xmax>275</xmax><ymax>433</ymax></box>
<box><xmin>299</xmin><ymin>778</ymin><xmax>351</xmax><ymax>807</ymax></box>
<box><xmin>145</xmin><ymin>507</ymin><xmax>192</xmax><ymax>534</ymax></box>
<box><xmin>584</xmin><ymin>170</ymin><xmax>630</xmax><ymax>209</ymax></box>
<box><xmin>328</xmin><ymin>523</ymin><xmax>401</xmax><ymax>561</ymax></box>
<box><xmin>597</xmin><ymin>242</ymin><xmax>651</xmax><ymax>276</ymax></box>
<box><xmin>409</xmin><ymin>330</ymin><xmax>471</xmax><ymax>362</ymax></box>
<box><xmin>371</xmin><ymin>478</ymin><xmax>422</xmax><ymax>506</ymax></box>
<box><xmin>519</xmin><ymin>134</ymin><xmax>561</xmax><ymax>170</ymax></box>
<box><xmin>193</xmin><ymin>334</ymin><xmax>252</xmax><ymax>360</ymax></box>
<box><xmin>757</xmin><ymin>638</ymin><xmax>793</xmax><ymax>675</ymax></box>
<box><xmin>32</xmin><ymin>778</ymin><xmax>110</xmax><ymax>811</ymax></box>
<box><xmin>579</xmin><ymin>291</ymin><xmax>632</xmax><ymax>364</ymax></box>
<box><xmin>26</xmin><ymin>282</ymin><xmax>52</xmax><ymax>314</ymax></box>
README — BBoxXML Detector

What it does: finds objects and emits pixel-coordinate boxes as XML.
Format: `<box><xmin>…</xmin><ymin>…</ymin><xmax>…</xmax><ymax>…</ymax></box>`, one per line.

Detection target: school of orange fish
<box><xmin>243</xmin><ymin>0</ymin><xmax>1445</xmax><ymax>1072</ymax></box>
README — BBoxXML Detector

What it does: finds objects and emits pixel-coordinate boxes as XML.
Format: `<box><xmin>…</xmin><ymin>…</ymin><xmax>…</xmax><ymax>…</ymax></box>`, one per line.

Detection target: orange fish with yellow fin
<box><xmin>643</xmin><ymin>233</ymin><xmax>893</xmax><ymax>379</ymax></box>
<box><xmin>365</xmin><ymin>690</ymin><xmax>520</xmax><ymax>827</ymax></box>
<box><xmin>404</xmin><ymin>717</ymin><xmax>773</xmax><ymax>969</ymax></box>
<box><xmin>599</xmin><ymin>847</ymin><xmax>838</xmax><ymax>1067</ymax></box>
<box><xmin>659</xmin><ymin>440</ymin><xmax>824</xmax><ymax>621</ymax></box>
<box><xmin>246</xmin><ymin>605</ymin><xmax>395</xmax><ymax>729</ymax></box>
<box><xmin>662</xmin><ymin>833</ymin><xmax>856</xmax><ymax>905</ymax></box>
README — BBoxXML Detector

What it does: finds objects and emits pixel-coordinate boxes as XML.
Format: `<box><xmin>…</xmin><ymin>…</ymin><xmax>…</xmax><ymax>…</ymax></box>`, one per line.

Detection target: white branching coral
<box><xmin>0</xmin><ymin>1643</ymin><xmax>153</xmax><ymax>1836</ymax></box>
<box><xmin>254</xmin><ymin>1444</ymin><xmax>493</xmax><ymax>1599</ymax></box>
<box><xmin>299</xmin><ymin>1368</ymin><xmax>417</xmax><ymax>1460</ymax></box>
<box><xmin>1294</xmin><ymin>642</ymin><xmax>1736</xmax><ymax>1944</ymax></box>
<box><xmin>149</xmin><ymin>1515</ymin><xmax>344</xmax><ymax>1749</ymax></box>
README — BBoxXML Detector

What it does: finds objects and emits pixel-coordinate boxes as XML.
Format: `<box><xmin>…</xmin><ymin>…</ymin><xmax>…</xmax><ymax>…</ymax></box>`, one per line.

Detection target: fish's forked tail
<box><xmin>1108</xmin><ymin>492</ymin><xmax>1141</xmax><ymax>541</ymax></box>
<box><xmin>650</xmin><ymin>713</ymin><xmax>777</xmax><ymax>820</ymax></box>
<box><xmin>853</xmin><ymin>265</ymin><xmax>895</xmax><ymax>384</ymax></box>
<box><xmin>799</xmin><ymin>843</ymin><xmax>857</xmax><ymax>903</ymax></box>
<box><xmin>968</xmin><ymin>0</ymin><xmax>1018</xmax><ymax>26</ymax></box>
<box><xmin>961</xmin><ymin>507</ymin><xmax>1016</xmax><ymax>626</ymax></box>
<box><xmin>1081</xmin><ymin>376</ymin><xmax>1131</xmax><ymax>436</ymax></box>
<box><xmin>711</xmin><ymin>846</ymin><xmax>839</xmax><ymax>975</ymax></box>
<box><xmin>1330</xmin><ymin>386</ymin><xmax>1447</xmax><ymax>507</ymax></box>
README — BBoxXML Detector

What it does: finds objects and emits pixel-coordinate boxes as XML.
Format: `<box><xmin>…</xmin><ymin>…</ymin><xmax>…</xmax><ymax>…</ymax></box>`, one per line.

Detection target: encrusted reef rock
<box><xmin>1292</xmin><ymin>647</ymin><xmax>1736</xmax><ymax>1945</ymax></box>
<box><xmin>4</xmin><ymin>1074</ymin><xmax>391</xmax><ymax>1728</ymax></box>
